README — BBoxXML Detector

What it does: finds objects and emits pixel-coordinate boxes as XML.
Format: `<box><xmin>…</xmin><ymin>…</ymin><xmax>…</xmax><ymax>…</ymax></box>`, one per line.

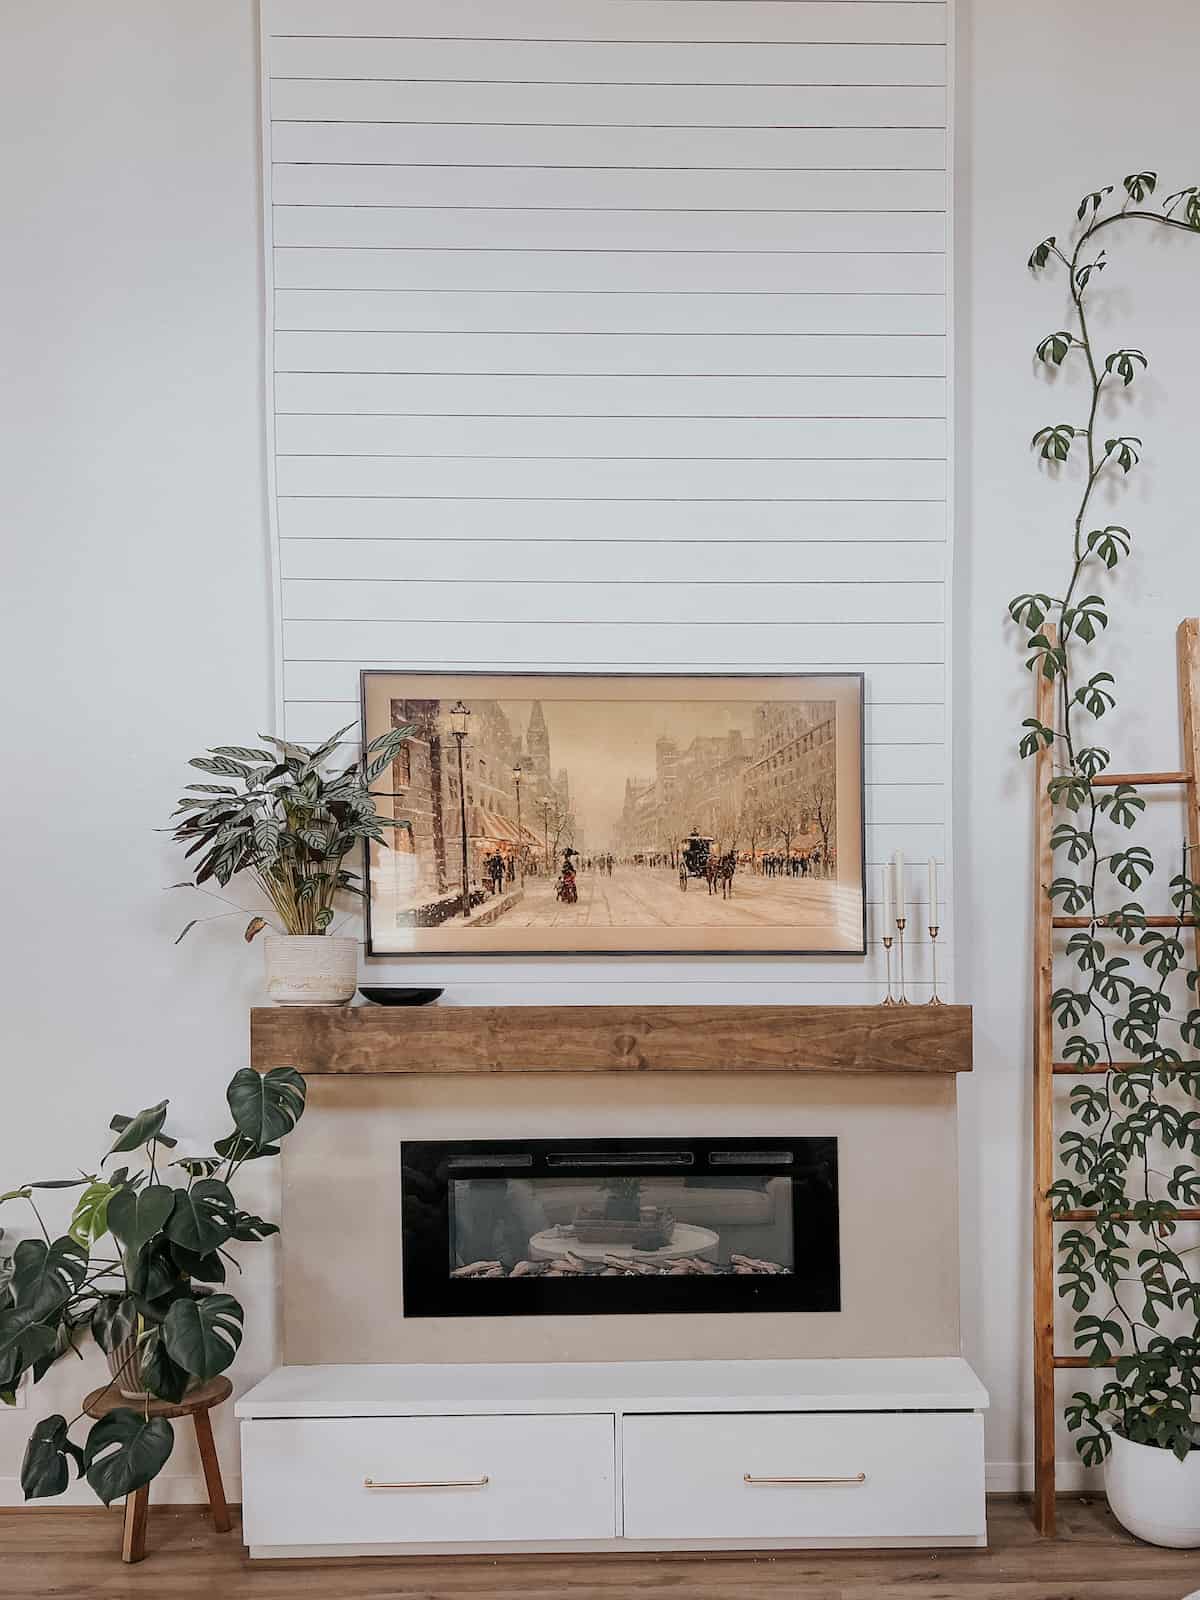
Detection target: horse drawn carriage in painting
<box><xmin>678</xmin><ymin>831</ymin><xmax>713</xmax><ymax>891</ymax></box>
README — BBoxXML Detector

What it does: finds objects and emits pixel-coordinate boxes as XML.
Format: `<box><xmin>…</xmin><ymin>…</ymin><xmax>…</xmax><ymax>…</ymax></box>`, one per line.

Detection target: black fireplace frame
<box><xmin>400</xmin><ymin>1136</ymin><xmax>839</xmax><ymax>1318</ymax></box>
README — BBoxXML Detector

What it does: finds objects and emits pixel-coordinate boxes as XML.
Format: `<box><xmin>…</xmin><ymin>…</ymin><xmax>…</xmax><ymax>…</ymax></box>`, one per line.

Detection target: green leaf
<box><xmin>107</xmin><ymin>1185</ymin><xmax>175</xmax><ymax>1260</ymax></box>
<box><xmin>227</xmin><ymin>1211</ymin><xmax>278</xmax><ymax>1243</ymax></box>
<box><xmin>90</xmin><ymin>1295</ymin><xmax>139</xmax><ymax>1358</ymax></box>
<box><xmin>138</xmin><ymin>1329</ymin><xmax>190</xmax><ymax>1404</ymax></box>
<box><xmin>1103</xmin><ymin>348</ymin><xmax>1148</xmax><ymax>387</ymax></box>
<box><xmin>1036</xmin><ymin>330</ymin><xmax>1075</xmax><ymax>365</ymax></box>
<box><xmin>1084</xmin><ymin>525</ymin><xmax>1131</xmax><ymax>570</ymax></box>
<box><xmin>20</xmin><ymin>1415</ymin><xmax>83</xmax><ymax>1501</ymax></box>
<box><xmin>1104</xmin><ymin>435</ymin><xmax>1142</xmax><ymax>473</ymax></box>
<box><xmin>84</xmin><ymin>1410</ymin><xmax>175</xmax><ymax>1506</ymax></box>
<box><xmin>125</xmin><ymin>1239</ymin><xmax>181</xmax><ymax>1309</ymax></box>
<box><xmin>208</xmin><ymin>745</ymin><xmax>275</xmax><ymax>763</ymax></box>
<box><xmin>162</xmin><ymin>1293</ymin><xmax>244</xmax><ymax>1380</ymax></box>
<box><xmin>1077</xmin><ymin>186</ymin><xmax>1114</xmax><ymax>220</ymax></box>
<box><xmin>163</xmin><ymin>1180</ymin><xmax>235</xmax><ymax>1256</ymax></box>
<box><xmin>167</xmin><ymin>1244</ymin><xmax>226</xmax><ymax>1283</ymax></box>
<box><xmin>108</xmin><ymin>1102</ymin><xmax>175</xmax><ymax>1156</ymax></box>
<box><xmin>69</xmin><ymin>1180</ymin><xmax>120</xmax><ymax>1247</ymax></box>
<box><xmin>11</xmin><ymin>1238</ymin><xmax>87</xmax><ymax>1318</ymax></box>
<box><xmin>1027</xmin><ymin>235</ymin><xmax>1057</xmax><ymax>271</ymax></box>
<box><xmin>211</xmin><ymin>1131</ymin><xmax>280</xmax><ymax>1164</ymax></box>
<box><xmin>1122</xmin><ymin>170</ymin><xmax>1157</xmax><ymax>202</ymax></box>
<box><xmin>1032</xmin><ymin>423</ymin><xmax>1076</xmax><ymax>463</ymax></box>
<box><xmin>1018</xmin><ymin>718</ymin><xmax>1055</xmax><ymax>759</ymax></box>
<box><xmin>226</xmin><ymin>1066</ymin><xmax>306</xmax><ymax>1149</ymax></box>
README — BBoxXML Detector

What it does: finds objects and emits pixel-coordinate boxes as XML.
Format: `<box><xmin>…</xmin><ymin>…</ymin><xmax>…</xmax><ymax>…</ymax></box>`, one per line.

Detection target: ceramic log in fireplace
<box><xmin>401</xmin><ymin>1136</ymin><xmax>839</xmax><ymax>1317</ymax></box>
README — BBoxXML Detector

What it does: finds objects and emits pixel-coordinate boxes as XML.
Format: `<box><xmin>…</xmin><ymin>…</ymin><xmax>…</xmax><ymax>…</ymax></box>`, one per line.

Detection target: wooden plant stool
<box><xmin>82</xmin><ymin>1375</ymin><xmax>233</xmax><ymax>1563</ymax></box>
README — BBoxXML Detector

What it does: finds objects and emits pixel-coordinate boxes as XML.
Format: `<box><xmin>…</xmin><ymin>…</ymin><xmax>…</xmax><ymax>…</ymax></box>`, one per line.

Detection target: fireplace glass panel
<box><xmin>401</xmin><ymin>1137</ymin><xmax>838</xmax><ymax>1317</ymax></box>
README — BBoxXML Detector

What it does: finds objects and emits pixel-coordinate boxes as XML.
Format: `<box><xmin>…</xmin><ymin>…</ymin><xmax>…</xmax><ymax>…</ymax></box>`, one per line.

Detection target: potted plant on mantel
<box><xmin>171</xmin><ymin>722</ymin><xmax>411</xmax><ymax>1004</ymax></box>
<box><xmin>0</xmin><ymin>1068</ymin><xmax>305</xmax><ymax>1505</ymax></box>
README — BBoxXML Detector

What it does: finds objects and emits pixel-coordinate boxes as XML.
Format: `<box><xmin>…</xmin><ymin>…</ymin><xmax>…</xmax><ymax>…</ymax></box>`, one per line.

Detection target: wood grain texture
<box><xmin>1031</xmin><ymin>641</ymin><xmax>1057</xmax><ymax>1539</ymax></box>
<box><xmin>250</xmin><ymin>1003</ymin><xmax>971</xmax><ymax>1076</ymax></box>
<box><xmin>83</xmin><ymin>1377</ymin><xmax>232</xmax><ymax>1423</ymax></box>
<box><xmin>6</xmin><ymin>1498</ymin><xmax>1200</xmax><ymax>1600</ymax></box>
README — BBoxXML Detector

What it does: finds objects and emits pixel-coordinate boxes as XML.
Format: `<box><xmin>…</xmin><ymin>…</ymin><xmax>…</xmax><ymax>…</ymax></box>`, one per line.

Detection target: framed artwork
<box><xmin>360</xmin><ymin>672</ymin><xmax>865</xmax><ymax>958</ymax></box>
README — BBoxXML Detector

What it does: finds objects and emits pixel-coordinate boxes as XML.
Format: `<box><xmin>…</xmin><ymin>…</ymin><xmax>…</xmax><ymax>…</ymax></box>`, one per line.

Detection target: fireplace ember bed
<box><xmin>401</xmin><ymin>1136</ymin><xmax>839</xmax><ymax>1318</ymax></box>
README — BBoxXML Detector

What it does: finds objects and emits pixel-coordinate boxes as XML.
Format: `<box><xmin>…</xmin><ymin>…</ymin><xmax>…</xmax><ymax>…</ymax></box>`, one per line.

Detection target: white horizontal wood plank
<box><xmin>281</xmin><ymin>577</ymin><xmax>943</xmax><ymax>626</ymax></box>
<box><xmin>273</xmin><ymin>204</ymin><xmax>945</xmax><ymax>253</ymax></box>
<box><xmin>272</xmin><ymin>123</ymin><xmax>946</xmax><ymax>169</ymax></box>
<box><xmin>275</xmin><ymin>331</ymin><xmax>946</xmax><ymax>377</ymax></box>
<box><xmin>276</xmin><ymin>495</ymin><xmax>946</xmax><ymax>542</ymax></box>
<box><xmin>265</xmin><ymin>1</ymin><xmax>948</xmax><ymax>47</ymax></box>
<box><xmin>278</xmin><ymin>538</ymin><xmax>944</xmax><ymax>585</ymax></box>
<box><xmin>275</xmin><ymin>370</ymin><xmax>946</xmax><ymax>416</ymax></box>
<box><xmin>274</xmin><ymin>247</ymin><xmax>945</xmax><ymax>294</ymax></box>
<box><xmin>275</xmin><ymin>413</ymin><xmax>946</xmax><ymax>459</ymax></box>
<box><xmin>275</xmin><ymin>413</ymin><xmax>946</xmax><ymax>458</ymax></box>
<box><xmin>268</xmin><ymin>38</ymin><xmax>947</xmax><ymax>87</ymax></box>
<box><xmin>272</xmin><ymin>167</ymin><xmax>947</xmax><ymax>213</ymax></box>
<box><xmin>279</xmin><ymin>698</ymin><xmax>945</xmax><ymax>749</ymax></box>
<box><xmin>282</xmin><ymin>618</ymin><xmax>942</xmax><ymax>663</ymax></box>
<box><xmin>268</xmin><ymin>79</ymin><xmax>946</xmax><ymax>127</ymax></box>
<box><xmin>282</xmin><ymin>659</ymin><xmax>946</xmax><ymax>704</ymax></box>
<box><xmin>275</xmin><ymin>456</ymin><xmax>947</xmax><ymax>499</ymax></box>
<box><xmin>274</xmin><ymin>289</ymin><xmax>945</xmax><ymax>337</ymax></box>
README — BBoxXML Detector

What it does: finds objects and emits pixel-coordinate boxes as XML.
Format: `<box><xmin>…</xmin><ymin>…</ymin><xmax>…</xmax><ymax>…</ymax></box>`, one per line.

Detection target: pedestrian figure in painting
<box><xmin>556</xmin><ymin>847</ymin><xmax>579</xmax><ymax>905</ymax></box>
<box><xmin>486</xmin><ymin>851</ymin><xmax>506</xmax><ymax>897</ymax></box>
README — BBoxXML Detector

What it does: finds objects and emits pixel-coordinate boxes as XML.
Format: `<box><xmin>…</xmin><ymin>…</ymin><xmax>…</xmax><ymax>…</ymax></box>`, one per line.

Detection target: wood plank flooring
<box><xmin>4</xmin><ymin>1498</ymin><xmax>1199</xmax><ymax>1599</ymax></box>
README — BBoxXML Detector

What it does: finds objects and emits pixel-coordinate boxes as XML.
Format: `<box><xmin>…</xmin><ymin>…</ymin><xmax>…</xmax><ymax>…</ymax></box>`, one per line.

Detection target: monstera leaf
<box><xmin>83</xmin><ymin>1410</ymin><xmax>175</xmax><ymax>1505</ymax></box>
<box><xmin>90</xmin><ymin>1295</ymin><xmax>139</xmax><ymax>1358</ymax></box>
<box><xmin>162</xmin><ymin>1293</ymin><xmax>243</xmax><ymax>1380</ymax></box>
<box><xmin>226</xmin><ymin>1067</ymin><xmax>306</xmax><ymax>1149</ymax></box>
<box><xmin>163</xmin><ymin>1179</ymin><xmax>235</xmax><ymax>1255</ymax></box>
<box><xmin>0</xmin><ymin>1308</ymin><xmax>57</xmax><ymax>1389</ymax></box>
<box><xmin>138</xmin><ymin>1329</ymin><xmax>190</xmax><ymax>1404</ymax></box>
<box><xmin>11</xmin><ymin>1237</ymin><xmax>87</xmax><ymax>1318</ymax></box>
<box><xmin>107</xmin><ymin>1185</ymin><xmax>174</xmax><ymax>1257</ymax></box>
<box><xmin>20</xmin><ymin>1415</ymin><xmax>84</xmax><ymax>1500</ymax></box>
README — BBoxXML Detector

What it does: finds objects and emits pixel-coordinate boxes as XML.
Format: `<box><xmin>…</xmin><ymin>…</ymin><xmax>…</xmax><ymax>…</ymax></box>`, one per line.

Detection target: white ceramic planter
<box><xmin>264</xmin><ymin>935</ymin><xmax>358</xmax><ymax>1006</ymax></box>
<box><xmin>1105</xmin><ymin>1429</ymin><xmax>1200</xmax><ymax>1548</ymax></box>
<box><xmin>106</xmin><ymin>1337</ymin><xmax>150</xmax><ymax>1401</ymax></box>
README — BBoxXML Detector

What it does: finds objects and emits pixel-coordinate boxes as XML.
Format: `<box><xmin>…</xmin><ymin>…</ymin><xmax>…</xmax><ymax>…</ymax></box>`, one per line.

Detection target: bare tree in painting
<box><xmin>801</xmin><ymin>775</ymin><xmax>836</xmax><ymax>876</ymax></box>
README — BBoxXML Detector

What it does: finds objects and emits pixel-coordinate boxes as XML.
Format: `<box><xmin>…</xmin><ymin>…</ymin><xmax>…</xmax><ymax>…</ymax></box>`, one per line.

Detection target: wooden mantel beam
<box><xmin>250</xmin><ymin>1004</ymin><xmax>972</xmax><ymax>1077</ymax></box>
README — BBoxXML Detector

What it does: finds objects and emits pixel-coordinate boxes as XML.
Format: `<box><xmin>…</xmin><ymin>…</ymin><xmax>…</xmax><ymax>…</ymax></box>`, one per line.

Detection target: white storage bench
<box><xmin>236</xmin><ymin>1358</ymin><xmax>988</xmax><ymax>1558</ymax></box>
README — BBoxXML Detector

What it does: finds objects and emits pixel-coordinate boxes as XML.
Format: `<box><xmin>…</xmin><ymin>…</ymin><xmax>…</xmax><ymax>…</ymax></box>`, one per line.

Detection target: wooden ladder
<box><xmin>1032</xmin><ymin>617</ymin><xmax>1200</xmax><ymax>1535</ymax></box>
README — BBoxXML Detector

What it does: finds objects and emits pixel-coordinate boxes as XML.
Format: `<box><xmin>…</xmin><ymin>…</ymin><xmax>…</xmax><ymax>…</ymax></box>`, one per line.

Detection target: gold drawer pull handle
<box><xmin>744</xmin><ymin>1472</ymin><xmax>867</xmax><ymax>1487</ymax></box>
<box><xmin>364</xmin><ymin>1476</ymin><xmax>490</xmax><ymax>1490</ymax></box>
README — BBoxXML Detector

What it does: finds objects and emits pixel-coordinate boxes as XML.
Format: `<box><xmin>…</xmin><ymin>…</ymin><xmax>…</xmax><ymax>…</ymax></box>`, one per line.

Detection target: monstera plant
<box><xmin>1011</xmin><ymin>173</ymin><xmax>1200</xmax><ymax>1491</ymax></box>
<box><xmin>0</xmin><ymin>1067</ymin><xmax>305</xmax><ymax>1503</ymax></box>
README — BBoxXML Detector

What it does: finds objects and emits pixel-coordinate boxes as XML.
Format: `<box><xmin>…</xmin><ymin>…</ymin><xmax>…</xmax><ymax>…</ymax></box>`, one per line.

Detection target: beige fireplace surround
<box><xmin>251</xmin><ymin>1005</ymin><xmax>972</xmax><ymax>1366</ymax></box>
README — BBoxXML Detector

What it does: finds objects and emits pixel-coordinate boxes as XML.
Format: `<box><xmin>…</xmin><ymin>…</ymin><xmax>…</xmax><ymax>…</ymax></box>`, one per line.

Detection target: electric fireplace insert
<box><xmin>401</xmin><ymin>1136</ymin><xmax>839</xmax><ymax>1317</ymax></box>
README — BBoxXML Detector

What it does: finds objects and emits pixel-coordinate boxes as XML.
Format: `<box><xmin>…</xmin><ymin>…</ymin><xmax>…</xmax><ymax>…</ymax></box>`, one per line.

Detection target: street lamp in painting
<box><xmin>449</xmin><ymin>700</ymin><xmax>471</xmax><ymax>920</ymax></box>
<box><xmin>539</xmin><ymin>795</ymin><xmax>554</xmax><ymax>879</ymax></box>
<box><xmin>512</xmin><ymin>761</ymin><xmax>525</xmax><ymax>887</ymax></box>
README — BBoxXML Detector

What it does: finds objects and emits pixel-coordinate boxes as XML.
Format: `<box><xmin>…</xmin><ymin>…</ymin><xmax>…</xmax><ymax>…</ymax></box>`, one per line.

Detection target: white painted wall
<box><xmin>0</xmin><ymin>1</ymin><xmax>271</xmax><ymax>1502</ymax></box>
<box><xmin>957</xmin><ymin>0</ymin><xmax>1200</xmax><ymax>1490</ymax></box>
<box><xmin>2</xmin><ymin>0</ymin><xmax>1197</xmax><ymax>1511</ymax></box>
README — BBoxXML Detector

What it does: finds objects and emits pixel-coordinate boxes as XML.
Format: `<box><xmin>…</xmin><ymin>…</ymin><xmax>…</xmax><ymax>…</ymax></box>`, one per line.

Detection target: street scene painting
<box><xmin>360</xmin><ymin>673</ymin><xmax>865</xmax><ymax>956</ymax></box>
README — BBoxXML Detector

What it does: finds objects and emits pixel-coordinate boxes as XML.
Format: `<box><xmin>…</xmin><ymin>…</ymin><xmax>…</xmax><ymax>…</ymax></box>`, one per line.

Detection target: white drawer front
<box><xmin>242</xmin><ymin>1413</ymin><xmax>616</xmax><ymax>1546</ymax></box>
<box><xmin>622</xmin><ymin>1412</ymin><xmax>985</xmax><ymax>1542</ymax></box>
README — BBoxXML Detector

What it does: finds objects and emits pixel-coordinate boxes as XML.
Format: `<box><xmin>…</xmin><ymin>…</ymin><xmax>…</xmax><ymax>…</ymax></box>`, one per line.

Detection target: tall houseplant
<box><xmin>171</xmin><ymin>722</ymin><xmax>411</xmax><ymax>1003</ymax></box>
<box><xmin>0</xmin><ymin>1069</ymin><xmax>305</xmax><ymax>1505</ymax></box>
<box><xmin>1011</xmin><ymin>170</ymin><xmax>1200</xmax><ymax>1544</ymax></box>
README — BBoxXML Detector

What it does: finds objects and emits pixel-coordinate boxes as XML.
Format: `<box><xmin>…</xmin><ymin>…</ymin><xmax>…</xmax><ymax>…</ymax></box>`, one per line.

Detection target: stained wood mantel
<box><xmin>250</xmin><ymin>1004</ymin><xmax>971</xmax><ymax>1076</ymax></box>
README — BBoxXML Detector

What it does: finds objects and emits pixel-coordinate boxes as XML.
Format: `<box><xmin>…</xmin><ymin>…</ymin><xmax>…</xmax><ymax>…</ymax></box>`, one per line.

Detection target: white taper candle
<box><xmin>928</xmin><ymin>857</ymin><xmax>938</xmax><ymax>925</ymax></box>
<box><xmin>892</xmin><ymin>850</ymin><xmax>905</xmax><ymax>925</ymax></box>
<box><xmin>882</xmin><ymin>863</ymin><xmax>892</xmax><ymax>931</ymax></box>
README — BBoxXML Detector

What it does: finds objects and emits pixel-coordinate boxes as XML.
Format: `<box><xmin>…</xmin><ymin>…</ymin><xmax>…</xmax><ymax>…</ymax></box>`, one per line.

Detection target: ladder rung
<box><xmin>1052</xmin><ymin>1062</ymin><xmax>1198</xmax><ymax>1075</ymax></box>
<box><xmin>1053</xmin><ymin>1209</ymin><xmax>1200</xmax><ymax>1222</ymax></box>
<box><xmin>1052</xmin><ymin>915</ymin><xmax>1195</xmax><ymax>928</ymax></box>
<box><xmin>1089</xmin><ymin>771</ymin><xmax>1191</xmax><ymax>786</ymax></box>
<box><xmin>1052</xmin><ymin>1355</ymin><xmax>1118</xmax><ymax>1369</ymax></box>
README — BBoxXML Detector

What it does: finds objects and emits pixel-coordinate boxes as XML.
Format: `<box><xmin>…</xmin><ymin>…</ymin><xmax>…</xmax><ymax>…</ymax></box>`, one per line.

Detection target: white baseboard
<box><xmin>0</xmin><ymin>1474</ymin><xmax>241</xmax><ymax>1509</ymax></box>
<box><xmin>985</xmin><ymin>1460</ymin><xmax>1101</xmax><ymax>1495</ymax></box>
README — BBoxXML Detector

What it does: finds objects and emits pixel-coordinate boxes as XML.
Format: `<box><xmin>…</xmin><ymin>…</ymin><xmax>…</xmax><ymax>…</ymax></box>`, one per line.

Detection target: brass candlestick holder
<box><xmin>928</xmin><ymin>924</ymin><xmax>944</xmax><ymax>1005</ymax></box>
<box><xmin>894</xmin><ymin>916</ymin><xmax>909</xmax><ymax>1005</ymax></box>
<box><xmin>882</xmin><ymin>934</ymin><xmax>896</xmax><ymax>1005</ymax></box>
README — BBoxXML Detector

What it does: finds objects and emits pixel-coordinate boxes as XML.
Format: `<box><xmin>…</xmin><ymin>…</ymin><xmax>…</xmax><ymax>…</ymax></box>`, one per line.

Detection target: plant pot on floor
<box><xmin>1105</xmin><ymin>1430</ymin><xmax>1200</xmax><ymax>1548</ymax></box>
<box><xmin>264</xmin><ymin>935</ymin><xmax>358</xmax><ymax>1006</ymax></box>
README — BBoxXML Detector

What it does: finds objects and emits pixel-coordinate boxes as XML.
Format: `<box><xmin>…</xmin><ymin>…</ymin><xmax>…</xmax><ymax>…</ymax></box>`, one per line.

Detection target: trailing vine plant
<box><xmin>1012</xmin><ymin>171</ymin><xmax>1200</xmax><ymax>1464</ymax></box>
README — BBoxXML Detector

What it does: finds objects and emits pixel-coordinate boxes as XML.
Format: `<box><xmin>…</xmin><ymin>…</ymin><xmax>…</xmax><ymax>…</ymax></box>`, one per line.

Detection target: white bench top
<box><xmin>236</xmin><ymin>1357</ymin><xmax>988</xmax><ymax>1419</ymax></box>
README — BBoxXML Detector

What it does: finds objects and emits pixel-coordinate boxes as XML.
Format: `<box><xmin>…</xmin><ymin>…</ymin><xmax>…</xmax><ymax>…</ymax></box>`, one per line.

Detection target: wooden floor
<box><xmin>4</xmin><ymin>1498</ymin><xmax>1198</xmax><ymax>1599</ymax></box>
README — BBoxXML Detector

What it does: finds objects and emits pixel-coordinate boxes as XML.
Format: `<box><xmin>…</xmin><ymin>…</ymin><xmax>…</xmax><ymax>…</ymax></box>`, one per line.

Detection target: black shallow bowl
<box><xmin>358</xmin><ymin>986</ymin><xmax>444</xmax><ymax>1007</ymax></box>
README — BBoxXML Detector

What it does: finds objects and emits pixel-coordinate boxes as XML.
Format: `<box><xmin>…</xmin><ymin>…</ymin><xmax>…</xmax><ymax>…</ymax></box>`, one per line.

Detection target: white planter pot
<box><xmin>1105</xmin><ymin>1430</ymin><xmax>1200</xmax><ymax>1548</ymax></box>
<box><xmin>264</xmin><ymin>935</ymin><xmax>358</xmax><ymax>1006</ymax></box>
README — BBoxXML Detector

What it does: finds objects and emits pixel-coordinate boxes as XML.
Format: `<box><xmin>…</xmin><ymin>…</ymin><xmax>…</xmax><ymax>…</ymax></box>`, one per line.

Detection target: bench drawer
<box><xmin>241</xmin><ymin>1413</ymin><xmax>616</xmax><ymax>1547</ymax></box>
<box><xmin>622</xmin><ymin>1411</ymin><xmax>985</xmax><ymax>1543</ymax></box>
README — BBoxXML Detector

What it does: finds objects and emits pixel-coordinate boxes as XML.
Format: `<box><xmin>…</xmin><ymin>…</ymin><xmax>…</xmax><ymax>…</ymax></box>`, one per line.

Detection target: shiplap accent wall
<box><xmin>260</xmin><ymin>0</ymin><xmax>953</xmax><ymax>1002</ymax></box>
